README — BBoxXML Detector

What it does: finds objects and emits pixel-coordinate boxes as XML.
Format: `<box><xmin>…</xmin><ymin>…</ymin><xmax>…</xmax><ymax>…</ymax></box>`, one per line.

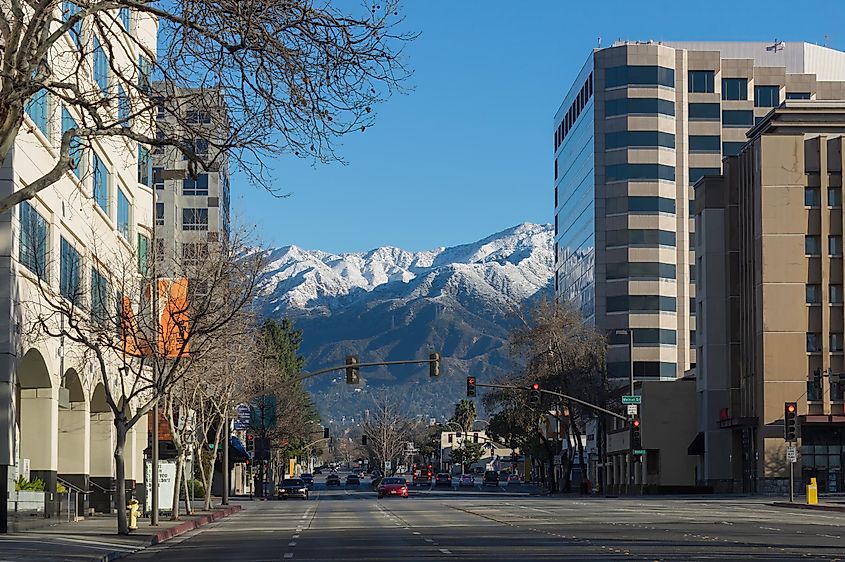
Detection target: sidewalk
<box><xmin>772</xmin><ymin>499</ymin><xmax>845</xmax><ymax>513</ymax></box>
<box><xmin>0</xmin><ymin>503</ymin><xmax>243</xmax><ymax>562</ymax></box>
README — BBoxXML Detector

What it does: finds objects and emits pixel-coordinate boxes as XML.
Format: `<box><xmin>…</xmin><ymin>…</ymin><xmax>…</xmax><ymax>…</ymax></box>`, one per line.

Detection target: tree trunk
<box><xmin>182</xmin><ymin>461</ymin><xmax>192</xmax><ymax>515</ymax></box>
<box><xmin>171</xmin><ymin>452</ymin><xmax>183</xmax><ymax>520</ymax></box>
<box><xmin>204</xmin><ymin>421</ymin><xmax>223</xmax><ymax>510</ymax></box>
<box><xmin>114</xmin><ymin>421</ymin><xmax>129</xmax><ymax>535</ymax></box>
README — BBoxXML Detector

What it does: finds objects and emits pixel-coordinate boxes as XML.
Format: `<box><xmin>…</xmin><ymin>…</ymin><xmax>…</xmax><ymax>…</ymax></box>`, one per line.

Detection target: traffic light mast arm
<box><xmin>475</xmin><ymin>382</ymin><xmax>628</xmax><ymax>421</ymax></box>
<box><xmin>297</xmin><ymin>358</ymin><xmax>438</xmax><ymax>381</ymax></box>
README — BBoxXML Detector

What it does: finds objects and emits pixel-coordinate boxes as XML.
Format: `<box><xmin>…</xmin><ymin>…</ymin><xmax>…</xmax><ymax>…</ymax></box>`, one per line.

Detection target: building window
<box><xmin>605</xmin><ymin>98</ymin><xmax>675</xmax><ymax>117</ymax></box>
<box><xmin>609</xmin><ymin>328</ymin><xmax>676</xmax><ymax>346</ymax></box>
<box><xmin>786</xmin><ymin>92</ymin><xmax>811</xmax><ymax>100</ymax></box>
<box><xmin>19</xmin><ymin>201</ymin><xmax>49</xmax><ymax>280</ymax></box>
<box><xmin>186</xmin><ymin>110</ymin><xmax>212</xmax><ymax>124</ymax></box>
<box><xmin>153</xmin><ymin>167</ymin><xmax>164</xmax><ymax>190</ymax></box>
<box><xmin>688</xmin><ymin>135</ymin><xmax>721</xmax><ymax>153</ymax></box>
<box><xmin>722</xmin><ymin>78</ymin><xmax>748</xmax><ymax>101</ymax></box>
<box><xmin>606</xmin><ymin>196</ymin><xmax>676</xmax><ymax>215</ymax></box>
<box><xmin>182</xmin><ymin>208</ymin><xmax>208</xmax><ymax>231</ymax></box>
<box><xmin>605</xmin><ymin>65</ymin><xmax>675</xmax><ymax>89</ymax></box>
<box><xmin>722</xmin><ymin>142</ymin><xmax>745</xmax><ymax>157</ymax></box>
<box><xmin>754</xmin><ymin>86</ymin><xmax>780</xmax><ymax>108</ymax></box>
<box><xmin>93</xmin><ymin>152</ymin><xmax>109</xmax><ymax>214</ymax></box>
<box><xmin>689</xmin><ymin>330</ymin><xmax>696</xmax><ymax>346</ymax></box>
<box><xmin>689</xmin><ymin>264</ymin><xmax>696</xmax><ymax>281</ymax></box>
<box><xmin>830</xmin><ymin>235</ymin><xmax>843</xmax><ymax>256</ymax></box>
<box><xmin>605</xmin><ymin>164</ymin><xmax>675</xmax><ymax>183</ymax></box>
<box><xmin>60</xmin><ymin>237</ymin><xmax>82</xmax><ymax>302</ymax></box>
<box><xmin>688</xmin><ymin>70</ymin><xmax>715</xmax><ymax>93</ymax></box>
<box><xmin>25</xmin><ymin>89</ymin><xmax>50</xmax><ymax>137</ymax></box>
<box><xmin>689</xmin><ymin>168</ymin><xmax>721</xmax><ymax>183</ymax></box>
<box><xmin>606</xmin><ymin>229</ymin><xmax>676</xmax><ymax>247</ymax></box>
<box><xmin>117</xmin><ymin>187</ymin><xmax>130</xmax><ymax>239</ymax></box>
<box><xmin>606</xmin><ymin>295</ymin><xmax>676</xmax><ymax>313</ymax></box>
<box><xmin>155</xmin><ymin>202</ymin><xmax>165</xmax><ymax>226</ymax></box>
<box><xmin>182</xmin><ymin>174</ymin><xmax>209</xmax><ymax>196</ymax></box>
<box><xmin>831</xmin><ymin>334</ymin><xmax>844</xmax><ymax>353</ymax></box>
<box><xmin>688</xmin><ymin>103</ymin><xmax>720</xmax><ymax>120</ymax></box>
<box><xmin>91</xmin><ymin>267</ymin><xmax>109</xmax><ymax>325</ymax></box>
<box><xmin>118</xmin><ymin>86</ymin><xmax>130</xmax><ymax>127</ymax></box>
<box><xmin>447</xmin><ymin>434</ymin><xmax>453</xmax><ymax>444</ymax></box>
<box><xmin>806</xmin><ymin>284</ymin><xmax>821</xmax><ymax>304</ymax></box>
<box><xmin>605</xmin><ymin>131</ymin><xmax>675</xmax><ymax>150</ymax></box>
<box><xmin>119</xmin><ymin>7</ymin><xmax>130</xmax><ymax>29</ymax></box>
<box><xmin>63</xmin><ymin>0</ymin><xmax>82</xmax><ymax>47</ymax></box>
<box><xmin>831</xmin><ymin>284</ymin><xmax>843</xmax><ymax>304</ymax></box>
<box><xmin>62</xmin><ymin>107</ymin><xmax>83</xmax><ymax>179</ymax></box>
<box><xmin>829</xmin><ymin>187</ymin><xmax>842</xmax><ymax>208</ymax></box>
<box><xmin>93</xmin><ymin>36</ymin><xmax>109</xmax><ymax>95</ymax></box>
<box><xmin>606</xmin><ymin>262</ymin><xmax>676</xmax><ymax>280</ymax></box>
<box><xmin>137</xmin><ymin>233</ymin><xmax>149</xmax><ymax>274</ymax></box>
<box><xmin>805</xmin><ymin>235</ymin><xmax>821</xmax><ymax>256</ymax></box>
<box><xmin>722</xmin><ymin>110</ymin><xmax>754</xmax><ymax>127</ymax></box>
<box><xmin>182</xmin><ymin>242</ymin><xmax>209</xmax><ymax>266</ymax></box>
<box><xmin>138</xmin><ymin>145</ymin><xmax>152</xmax><ymax>186</ymax></box>
<box><xmin>805</xmin><ymin>187</ymin><xmax>821</xmax><ymax>207</ymax></box>
<box><xmin>138</xmin><ymin>55</ymin><xmax>151</xmax><ymax>92</ymax></box>
<box><xmin>807</xmin><ymin>333</ymin><xmax>822</xmax><ymax>353</ymax></box>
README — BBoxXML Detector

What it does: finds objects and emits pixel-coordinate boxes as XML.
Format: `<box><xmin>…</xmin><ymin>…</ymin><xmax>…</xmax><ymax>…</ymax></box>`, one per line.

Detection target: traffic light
<box><xmin>466</xmin><ymin>376</ymin><xmax>476</xmax><ymax>397</ymax></box>
<box><xmin>784</xmin><ymin>402</ymin><xmax>798</xmax><ymax>442</ymax></box>
<box><xmin>323</xmin><ymin>427</ymin><xmax>330</xmax><ymax>440</ymax></box>
<box><xmin>429</xmin><ymin>352</ymin><xmax>441</xmax><ymax>377</ymax></box>
<box><xmin>529</xmin><ymin>383</ymin><xmax>540</xmax><ymax>405</ymax></box>
<box><xmin>345</xmin><ymin>355</ymin><xmax>360</xmax><ymax>384</ymax></box>
<box><xmin>630</xmin><ymin>418</ymin><xmax>642</xmax><ymax>452</ymax></box>
<box><xmin>362</xmin><ymin>435</ymin><xmax>368</xmax><ymax>446</ymax></box>
<box><xmin>246</xmin><ymin>434</ymin><xmax>254</xmax><ymax>452</ymax></box>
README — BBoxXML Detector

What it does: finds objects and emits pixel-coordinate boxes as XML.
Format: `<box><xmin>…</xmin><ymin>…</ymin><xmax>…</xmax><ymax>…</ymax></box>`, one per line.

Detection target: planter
<box><xmin>10</xmin><ymin>490</ymin><xmax>47</xmax><ymax>513</ymax></box>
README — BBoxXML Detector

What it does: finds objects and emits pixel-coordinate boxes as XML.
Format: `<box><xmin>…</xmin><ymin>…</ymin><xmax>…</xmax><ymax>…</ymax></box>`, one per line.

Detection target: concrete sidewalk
<box><xmin>772</xmin><ymin>500</ymin><xmax>845</xmax><ymax>513</ymax></box>
<box><xmin>0</xmin><ymin>503</ymin><xmax>243</xmax><ymax>562</ymax></box>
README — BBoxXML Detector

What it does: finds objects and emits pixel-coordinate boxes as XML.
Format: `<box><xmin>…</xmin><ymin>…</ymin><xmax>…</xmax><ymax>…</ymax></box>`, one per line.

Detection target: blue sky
<box><xmin>231</xmin><ymin>0</ymin><xmax>844</xmax><ymax>254</ymax></box>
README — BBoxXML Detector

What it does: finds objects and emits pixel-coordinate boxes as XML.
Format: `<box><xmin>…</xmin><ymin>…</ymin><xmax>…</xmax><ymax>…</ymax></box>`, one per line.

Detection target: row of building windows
<box><xmin>155</xmin><ymin>204</ymin><xmax>210</xmax><ymax>231</ymax></box>
<box><xmin>806</xmin><ymin>284</ymin><xmax>844</xmax><ymax>305</ymax></box>
<box><xmin>607</xmin><ymin>295</ymin><xmax>677</xmax><ymax>313</ymax></box>
<box><xmin>806</xmin><ymin>235</ymin><xmax>843</xmax><ymax>256</ymax></box>
<box><xmin>606</xmin><ymin>195</ymin><xmax>676</xmax><ymax>215</ymax></box>
<box><xmin>606</xmin><ymin>261</ymin><xmax>676</xmax><ymax>280</ymax></box>
<box><xmin>687</xmin><ymin>71</ymin><xmax>800</xmax><ymax>106</ymax></box>
<box><xmin>807</xmin><ymin>333</ymin><xmax>844</xmax><ymax>353</ymax></box>
<box><xmin>607</xmin><ymin>328</ymin><xmax>677</xmax><ymax>346</ymax></box>
<box><xmin>689</xmin><ymin>135</ymin><xmax>720</xmax><ymax>153</ymax></box>
<box><xmin>605</xmin><ymin>130</ymin><xmax>675</xmax><ymax>150</ymax></box>
<box><xmin>805</xmin><ymin>187</ymin><xmax>843</xmax><ymax>208</ymax></box>
<box><xmin>606</xmin><ymin>229</ymin><xmax>676</xmax><ymax>247</ymax></box>
<box><xmin>606</xmin><ymin>163</ymin><xmax>675</xmax><ymax>183</ymax></box>
<box><xmin>606</xmin><ymin>65</ymin><xmax>675</xmax><ymax>89</ymax></box>
<box><xmin>605</xmin><ymin>97</ymin><xmax>675</xmax><ymax>117</ymax></box>
<box><xmin>554</xmin><ymin>73</ymin><xmax>594</xmax><ymax>151</ymax></box>
<box><xmin>607</xmin><ymin>361</ymin><xmax>677</xmax><ymax>378</ymax></box>
<box><xmin>690</xmin><ymin>167</ymin><xmax>721</xmax><ymax>183</ymax></box>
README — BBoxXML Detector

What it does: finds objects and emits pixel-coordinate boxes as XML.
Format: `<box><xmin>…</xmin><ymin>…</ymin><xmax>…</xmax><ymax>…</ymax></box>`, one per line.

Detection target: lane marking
<box><xmin>288</xmin><ymin>541</ymin><xmax>297</xmax><ymax>547</ymax></box>
<box><xmin>283</xmin><ymin>554</ymin><xmax>294</xmax><ymax>559</ymax></box>
<box><xmin>439</xmin><ymin>548</ymin><xmax>452</xmax><ymax>554</ymax></box>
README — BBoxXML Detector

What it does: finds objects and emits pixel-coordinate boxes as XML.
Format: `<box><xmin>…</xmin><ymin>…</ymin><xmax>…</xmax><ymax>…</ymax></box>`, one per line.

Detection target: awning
<box><xmin>230</xmin><ymin>436</ymin><xmax>249</xmax><ymax>462</ymax></box>
<box><xmin>687</xmin><ymin>432</ymin><xmax>705</xmax><ymax>455</ymax></box>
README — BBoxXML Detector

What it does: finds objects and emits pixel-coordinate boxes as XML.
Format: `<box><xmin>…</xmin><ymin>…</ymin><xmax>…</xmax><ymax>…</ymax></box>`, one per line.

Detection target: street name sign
<box><xmin>622</xmin><ymin>395</ymin><xmax>641</xmax><ymax>405</ymax></box>
<box><xmin>633</xmin><ymin>449</ymin><xmax>646</xmax><ymax>455</ymax></box>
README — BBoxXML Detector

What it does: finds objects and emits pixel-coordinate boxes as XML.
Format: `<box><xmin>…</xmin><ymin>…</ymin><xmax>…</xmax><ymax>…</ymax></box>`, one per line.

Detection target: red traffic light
<box><xmin>531</xmin><ymin>383</ymin><xmax>539</xmax><ymax>391</ymax></box>
<box><xmin>632</xmin><ymin>419</ymin><xmax>640</xmax><ymax>427</ymax></box>
<box><xmin>787</xmin><ymin>403</ymin><xmax>796</xmax><ymax>414</ymax></box>
<box><xmin>247</xmin><ymin>434</ymin><xmax>254</xmax><ymax>441</ymax></box>
<box><xmin>468</xmin><ymin>376</ymin><xmax>475</xmax><ymax>384</ymax></box>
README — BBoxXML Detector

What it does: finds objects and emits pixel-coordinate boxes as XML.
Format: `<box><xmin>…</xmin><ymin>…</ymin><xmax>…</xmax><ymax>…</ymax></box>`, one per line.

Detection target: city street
<box><xmin>123</xmin><ymin>477</ymin><xmax>845</xmax><ymax>561</ymax></box>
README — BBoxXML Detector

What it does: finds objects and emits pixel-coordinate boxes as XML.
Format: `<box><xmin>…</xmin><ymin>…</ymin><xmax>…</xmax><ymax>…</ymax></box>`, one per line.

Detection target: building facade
<box><xmin>696</xmin><ymin>102</ymin><xmax>845</xmax><ymax>494</ymax></box>
<box><xmin>553</xmin><ymin>42</ymin><xmax>845</xmax><ymax>383</ymax></box>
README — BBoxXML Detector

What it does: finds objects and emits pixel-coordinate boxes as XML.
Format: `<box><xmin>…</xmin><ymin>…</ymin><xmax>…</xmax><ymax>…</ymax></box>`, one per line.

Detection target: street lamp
<box><xmin>614</xmin><ymin>328</ymin><xmax>636</xmax><ymax>494</ymax></box>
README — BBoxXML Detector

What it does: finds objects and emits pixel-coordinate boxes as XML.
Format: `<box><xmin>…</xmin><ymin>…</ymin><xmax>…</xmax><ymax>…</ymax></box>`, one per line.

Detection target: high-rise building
<box><xmin>696</xmin><ymin>102</ymin><xmax>845</xmax><ymax>494</ymax></box>
<box><xmin>553</xmin><ymin>41</ymin><xmax>845</xmax><ymax>382</ymax></box>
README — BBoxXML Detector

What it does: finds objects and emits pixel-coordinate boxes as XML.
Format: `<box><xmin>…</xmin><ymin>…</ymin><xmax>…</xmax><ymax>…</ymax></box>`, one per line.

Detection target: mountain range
<box><xmin>257</xmin><ymin>222</ymin><xmax>555</xmax><ymax>424</ymax></box>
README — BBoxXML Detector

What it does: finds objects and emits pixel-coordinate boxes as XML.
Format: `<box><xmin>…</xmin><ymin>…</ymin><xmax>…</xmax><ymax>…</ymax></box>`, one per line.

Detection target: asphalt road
<box><xmin>126</xmin><ymin>476</ymin><xmax>845</xmax><ymax>561</ymax></box>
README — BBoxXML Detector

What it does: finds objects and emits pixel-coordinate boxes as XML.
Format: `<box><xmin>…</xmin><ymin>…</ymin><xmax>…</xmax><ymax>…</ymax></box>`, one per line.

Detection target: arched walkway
<box><xmin>89</xmin><ymin>383</ymin><xmax>115</xmax><ymax>513</ymax></box>
<box><xmin>58</xmin><ymin>368</ymin><xmax>89</xmax><ymax>514</ymax></box>
<box><xmin>16</xmin><ymin>348</ymin><xmax>57</xmax><ymax>495</ymax></box>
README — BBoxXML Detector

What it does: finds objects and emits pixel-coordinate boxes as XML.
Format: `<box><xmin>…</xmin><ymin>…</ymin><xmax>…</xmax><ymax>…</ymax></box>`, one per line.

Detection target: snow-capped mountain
<box><xmin>257</xmin><ymin>223</ymin><xmax>554</xmax><ymax>421</ymax></box>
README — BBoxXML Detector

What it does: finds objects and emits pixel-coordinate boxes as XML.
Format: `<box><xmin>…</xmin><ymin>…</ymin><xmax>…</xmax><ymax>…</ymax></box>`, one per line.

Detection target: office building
<box><xmin>696</xmin><ymin>102</ymin><xmax>845</xmax><ymax>494</ymax></box>
<box><xmin>553</xmin><ymin>41</ymin><xmax>845</xmax><ymax>383</ymax></box>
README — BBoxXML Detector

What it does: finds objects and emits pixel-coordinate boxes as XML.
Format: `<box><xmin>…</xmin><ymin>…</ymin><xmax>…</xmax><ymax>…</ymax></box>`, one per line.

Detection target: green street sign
<box><xmin>622</xmin><ymin>395</ymin><xmax>641</xmax><ymax>405</ymax></box>
<box><xmin>633</xmin><ymin>449</ymin><xmax>646</xmax><ymax>455</ymax></box>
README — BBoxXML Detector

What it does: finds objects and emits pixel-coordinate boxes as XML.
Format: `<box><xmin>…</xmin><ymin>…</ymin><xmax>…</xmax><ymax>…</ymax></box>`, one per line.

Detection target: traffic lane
<box><xmin>123</xmin><ymin>499</ymin><xmax>315</xmax><ymax>561</ymax></box>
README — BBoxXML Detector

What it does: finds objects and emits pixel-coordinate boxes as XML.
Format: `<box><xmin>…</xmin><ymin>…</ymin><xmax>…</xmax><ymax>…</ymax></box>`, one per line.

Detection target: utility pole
<box><xmin>222</xmin><ymin>403</ymin><xmax>229</xmax><ymax>506</ymax></box>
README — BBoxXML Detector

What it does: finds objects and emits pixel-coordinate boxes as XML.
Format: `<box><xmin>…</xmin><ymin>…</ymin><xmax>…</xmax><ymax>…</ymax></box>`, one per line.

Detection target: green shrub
<box><xmin>56</xmin><ymin>482</ymin><xmax>68</xmax><ymax>494</ymax></box>
<box><xmin>15</xmin><ymin>476</ymin><xmax>46</xmax><ymax>491</ymax></box>
<box><xmin>180</xmin><ymin>479</ymin><xmax>205</xmax><ymax>499</ymax></box>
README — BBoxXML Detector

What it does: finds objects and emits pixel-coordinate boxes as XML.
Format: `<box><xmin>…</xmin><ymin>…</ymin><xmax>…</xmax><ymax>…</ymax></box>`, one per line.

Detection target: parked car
<box><xmin>483</xmin><ymin>470</ymin><xmax>499</xmax><ymax>486</ymax></box>
<box><xmin>434</xmin><ymin>473</ymin><xmax>452</xmax><ymax>487</ymax></box>
<box><xmin>498</xmin><ymin>471</ymin><xmax>511</xmax><ymax>482</ymax></box>
<box><xmin>507</xmin><ymin>474</ymin><xmax>522</xmax><ymax>485</ymax></box>
<box><xmin>278</xmin><ymin>478</ymin><xmax>309</xmax><ymax>500</ymax></box>
<box><xmin>300</xmin><ymin>473</ymin><xmax>315</xmax><ymax>488</ymax></box>
<box><xmin>458</xmin><ymin>474</ymin><xmax>475</xmax><ymax>487</ymax></box>
<box><xmin>326</xmin><ymin>473</ymin><xmax>341</xmax><ymax>486</ymax></box>
<box><xmin>377</xmin><ymin>477</ymin><xmax>409</xmax><ymax>498</ymax></box>
<box><xmin>346</xmin><ymin>474</ymin><xmax>361</xmax><ymax>486</ymax></box>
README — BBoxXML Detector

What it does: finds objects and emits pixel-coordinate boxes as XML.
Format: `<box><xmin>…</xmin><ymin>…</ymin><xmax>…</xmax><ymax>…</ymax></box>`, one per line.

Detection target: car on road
<box><xmin>498</xmin><ymin>471</ymin><xmax>511</xmax><ymax>482</ymax></box>
<box><xmin>458</xmin><ymin>474</ymin><xmax>475</xmax><ymax>487</ymax></box>
<box><xmin>483</xmin><ymin>470</ymin><xmax>499</xmax><ymax>487</ymax></box>
<box><xmin>326</xmin><ymin>473</ymin><xmax>341</xmax><ymax>486</ymax></box>
<box><xmin>278</xmin><ymin>478</ymin><xmax>309</xmax><ymax>500</ymax></box>
<box><xmin>377</xmin><ymin>477</ymin><xmax>409</xmax><ymax>498</ymax></box>
<box><xmin>507</xmin><ymin>474</ymin><xmax>522</xmax><ymax>485</ymax></box>
<box><xmin>346</xmin><ymin>474</ymin><xmax>361</xmax><ymax>486</ymax></box>
<box><xmin>300</xmin><ymin>473</ymin><xmax>315</xmax><ymax>488</ymax></box>
<box><xmin>434</xmin><ymin>473</ymin><xmax>452</xmax><ymax>487</ymax></box>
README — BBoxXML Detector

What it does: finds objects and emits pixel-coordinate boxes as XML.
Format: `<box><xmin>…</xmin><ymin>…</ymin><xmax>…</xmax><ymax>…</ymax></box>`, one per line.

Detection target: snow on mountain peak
<box><xmin>260</xmin><ymin>222</ymin><xmax>554</xmax><ymax>313</ymax></box>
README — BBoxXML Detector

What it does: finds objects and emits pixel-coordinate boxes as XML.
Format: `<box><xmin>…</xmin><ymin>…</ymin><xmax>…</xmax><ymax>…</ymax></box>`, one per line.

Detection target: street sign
<box><xmin>622</xmin><ymin>395</ymin><xmax>641</xmax><ymax>405</ymax></box>
<box><xmin>626</xmin><ymin>404</ymin><xmax>638</xmax><ymax>416</ymax></box>
<box><xmin>633</xmin><ymin>449</ymin><xmax>646</xmax><ymax>456</ymax></box>
<box><xmin>786</xmin><ymin>445</ymin><xmax>798</xmax><ymax>463</ymax></box>
<box><xmin>384</xmin><ymin>461</ymin><xmax>392</xmax><ymax>472</ymax></box>
<box><xmin>233</xmin><ymin>404</ymin><xmax>251</xmax><ymax>430</ymax></box>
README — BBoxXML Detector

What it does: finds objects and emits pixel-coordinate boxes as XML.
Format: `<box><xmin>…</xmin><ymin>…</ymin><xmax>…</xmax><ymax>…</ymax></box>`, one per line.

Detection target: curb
<box><xmin>98</xmin><ymin>505</ymin><xmax>243</xmax><ymax>562</ymax></box>
<box><xmin>771</xmin><ymin>501</ymin><xmax>845</xmax><ymax>513</ymax></box>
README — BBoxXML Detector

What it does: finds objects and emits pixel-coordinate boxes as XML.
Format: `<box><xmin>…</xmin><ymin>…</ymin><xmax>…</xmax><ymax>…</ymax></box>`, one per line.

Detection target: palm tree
<box><xmin>451</xmin><ymin>400</ymin><xmax>476</xmax><ymax>433</ymax></box>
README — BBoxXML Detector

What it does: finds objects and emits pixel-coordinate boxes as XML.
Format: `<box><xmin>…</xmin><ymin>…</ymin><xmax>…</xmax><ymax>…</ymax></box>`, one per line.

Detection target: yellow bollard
<box><xmin>127</xmin><ymin>498</ymin><xmax>141</xmax><ymax>531</ymax></box>
<box><xmin>807</xmin><ymin>477</ymin><xmax>818</xmax><ymax>505</ymax></box>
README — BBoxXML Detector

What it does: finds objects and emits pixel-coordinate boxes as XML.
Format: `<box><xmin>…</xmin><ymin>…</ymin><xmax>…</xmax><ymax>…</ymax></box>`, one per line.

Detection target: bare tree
<box><xmin>1</xmin><ymin>0</ymin><xmax>413</xmax><ymax>213</ymax></box>
<box><xmin>360</xmin><ymin>392</ymin><xmax>413</xmax><ymax>475</ymax></box>
<box><xmin>25</xmin><ymin>223</ymin><xmax>264</xmax><ymax>534</ymax></box>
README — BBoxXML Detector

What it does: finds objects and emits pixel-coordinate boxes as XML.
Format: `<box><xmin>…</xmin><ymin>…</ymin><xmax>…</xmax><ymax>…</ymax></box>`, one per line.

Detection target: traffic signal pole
<box><xmin>473</xmin><ymin>382</ymin><xmax>628</xmax><ymax>421</ymax></box>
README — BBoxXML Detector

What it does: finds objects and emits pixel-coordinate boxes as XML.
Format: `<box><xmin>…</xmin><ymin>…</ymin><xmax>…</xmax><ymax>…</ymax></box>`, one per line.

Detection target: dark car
<box><xmin>434</xmin><ymin>473</ymin><xmax>452</xmax><ymax>487</ymax></box>
<box><xmin>346</xmin><ymin>474</ymin><xmax>361</xmax><ymax>486</ymax></box>
<box><xmin>483</xmin><ymin>470</ymin><xmax>499</xmax><ymax>486</ymax></box>
<box><xmin>326</xmin><ymin>473</ymin><xmax>341</xmax><ymax>486</ymax></box>
<box><xmin>300</xmin><ymin>473</ymin><xmax>315</xmax><ymax>488</ymax></box>
<box><xmin>278</xmin><ymin>478</ymin><xmax>309</xmax><ymax>500</ymax></box>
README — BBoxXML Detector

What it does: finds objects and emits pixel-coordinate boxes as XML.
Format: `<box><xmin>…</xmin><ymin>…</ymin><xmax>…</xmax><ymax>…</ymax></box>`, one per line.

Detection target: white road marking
<box><xmin>283</xmin><ymin>554</ymin><xmax>294</xmax><ymax>559</ymax></box>
<box><xmin>288</xmin><ymin>541</ymin><xmax>297</xmax><ymax>547</ymax></box>
<box><xmin>292</xmin><ymin>534</ymin><xmax>299</xmax><ymax>539</ymax></box>
<box><xmin>439</xmin><ymin>548</ymin><xmax>452</xmax><ymax>554</ymax></box>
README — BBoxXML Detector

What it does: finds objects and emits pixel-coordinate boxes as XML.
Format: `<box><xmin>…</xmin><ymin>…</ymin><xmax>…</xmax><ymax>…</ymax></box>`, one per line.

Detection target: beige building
<box><xmin>554</xmin><ymin>41</ymin><xmax>845</xmax><ymax>383</ymax></box>
<box><xmin>696</xmin><ymin>102</ymin><xmax>845</xmax><ymax>493</ymax></box>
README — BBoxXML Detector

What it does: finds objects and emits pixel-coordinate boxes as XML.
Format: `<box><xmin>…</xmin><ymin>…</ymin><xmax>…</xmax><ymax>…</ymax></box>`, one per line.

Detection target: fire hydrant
<box><xmin>127</xmin><ymin>499</ymin><xmax>140</xmax><ymax>531</ymax></box>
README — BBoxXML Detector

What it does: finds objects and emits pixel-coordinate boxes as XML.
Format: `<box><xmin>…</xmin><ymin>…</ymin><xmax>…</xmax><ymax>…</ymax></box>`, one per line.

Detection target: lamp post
<box><xmin>614</xmin><ymin>328</ymin><xmax>635</xmax><ymax>494</ymax></box>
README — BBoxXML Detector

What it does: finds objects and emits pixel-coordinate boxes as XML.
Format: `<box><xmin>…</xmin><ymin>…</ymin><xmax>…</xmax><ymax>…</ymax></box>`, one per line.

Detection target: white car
<box><xmin>458</xmin><ymin>474</ymin><xmax>475</xmax><ymax>487</ymax></box>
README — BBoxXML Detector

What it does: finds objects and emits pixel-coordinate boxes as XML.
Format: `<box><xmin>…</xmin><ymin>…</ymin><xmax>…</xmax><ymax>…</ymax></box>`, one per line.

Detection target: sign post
<box><xmin>786</xmin><ymin>444</ymin><xmax>797</xmax><ymax>502</ymax></box>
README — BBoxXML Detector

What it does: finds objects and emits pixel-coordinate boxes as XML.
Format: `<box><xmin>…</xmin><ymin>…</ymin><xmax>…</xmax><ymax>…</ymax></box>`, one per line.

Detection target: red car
<box><xmin>377</xmin><ymin>477</ymin><xmax>409</xmax><ymax>498</ymax></box>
